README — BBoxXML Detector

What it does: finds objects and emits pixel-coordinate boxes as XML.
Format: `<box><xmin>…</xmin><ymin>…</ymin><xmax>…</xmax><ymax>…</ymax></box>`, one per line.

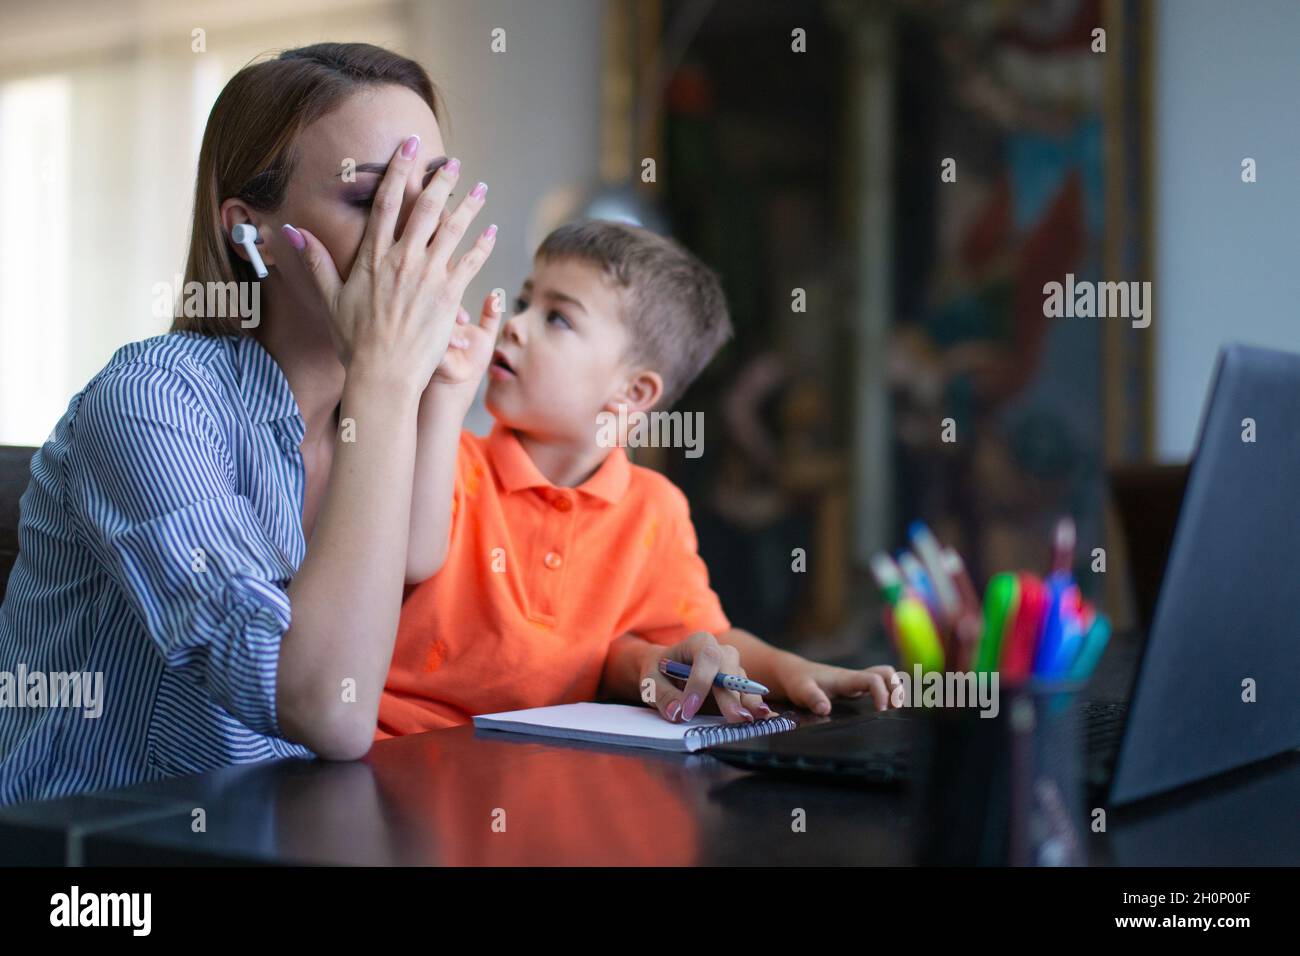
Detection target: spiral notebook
<box><xmin>472</xmin><ymin>702</ymin><xmax>799</xmax><ymax>753</ymax></box>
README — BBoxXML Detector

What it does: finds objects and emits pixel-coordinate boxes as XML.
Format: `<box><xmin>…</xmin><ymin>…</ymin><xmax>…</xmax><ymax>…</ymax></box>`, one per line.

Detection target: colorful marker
<box><xmin>909</xmin><ymin>522</ymin><xmax>962</xmax><ymax>621</ymax></box>
<box><xmin>870</xmin><ymin>554</ymin><xmax>945</xmax><ymax>673</ymax></box>
<box><xmin>898</xmin><ymin>551</ymin><xmax>942</xmax><ymax>620</ymax></box>
<box><xmin>1068</xmin><ymin>613</ymin><xmax>1112</xmax><ymax>682</ymax></box>
<box><xmin>975</xmin><ymin>572</ymin><xmax>1020</xmax><ymax>673</ymax></box>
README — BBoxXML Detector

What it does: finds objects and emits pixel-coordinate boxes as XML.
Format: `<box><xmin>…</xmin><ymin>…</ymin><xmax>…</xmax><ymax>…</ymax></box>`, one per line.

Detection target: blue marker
<box><xmin>898</xmin><ymin>551</ymin><xmax>942</xmax><ymax>619</ymax></box>
<box><xmin>1068</xmin><ymin>615</ymin><xmax>1112</xmax><ymax>682</ymax></box>
<box><xmin>1034</xmin><ymin>572</ymin><xmax>1084</xmax><ymax>678</ymax></box>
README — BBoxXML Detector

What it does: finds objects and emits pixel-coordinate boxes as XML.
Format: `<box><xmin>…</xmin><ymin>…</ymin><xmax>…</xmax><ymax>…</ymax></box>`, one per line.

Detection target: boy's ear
<box><xmin>608</xmin><ymin>368</ymin><xmax>663</xmax><ymax>415</ymax></box>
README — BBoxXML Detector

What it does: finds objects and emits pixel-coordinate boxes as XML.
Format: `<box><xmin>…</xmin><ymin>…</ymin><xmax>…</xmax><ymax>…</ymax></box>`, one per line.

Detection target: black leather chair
<box><xmin>0</xmin><ymin>446</ymin><xmax>36</xmax><ymax>602</ymax></box>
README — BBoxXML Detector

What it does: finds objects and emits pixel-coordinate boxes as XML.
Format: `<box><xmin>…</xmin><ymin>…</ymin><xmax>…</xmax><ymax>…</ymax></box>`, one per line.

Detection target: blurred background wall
<box><xmin>1153</xmin><ymin>0</ymin><xmax>1300</xmax><ymax>460</ymax></box>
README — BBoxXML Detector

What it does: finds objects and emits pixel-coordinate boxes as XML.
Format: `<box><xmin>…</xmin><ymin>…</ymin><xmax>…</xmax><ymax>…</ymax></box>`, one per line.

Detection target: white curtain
<box><xmin>0</xmin><ymin>0</ymin><xmax>406</xmax><ymax>445</ymax></box>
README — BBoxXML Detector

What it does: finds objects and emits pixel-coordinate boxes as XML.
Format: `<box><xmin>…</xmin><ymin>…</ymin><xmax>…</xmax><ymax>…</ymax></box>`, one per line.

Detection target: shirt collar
<box><xmin>486</xmin><ymin>421</ymin><xmax>630</xmax><ymax>504</ymax></box>
<box><xmin>233</xmin><ymin>334</ymin><xmax>303</xmax><ymax>425</ymax></box>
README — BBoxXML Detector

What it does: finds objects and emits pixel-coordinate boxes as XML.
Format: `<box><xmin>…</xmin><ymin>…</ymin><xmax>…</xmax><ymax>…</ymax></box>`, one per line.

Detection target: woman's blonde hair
<box><xmin>173</xmin><ymin>42</ymin><xmax>445</xmax><ymax>336</ymax></box>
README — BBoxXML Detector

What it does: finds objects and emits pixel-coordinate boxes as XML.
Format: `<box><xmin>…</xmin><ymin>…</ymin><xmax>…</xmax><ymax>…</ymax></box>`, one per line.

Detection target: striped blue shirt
<box><xmin>0</xmin><ymin>331</ymin><xmax>314</xmax><ymax>805</ymax></box>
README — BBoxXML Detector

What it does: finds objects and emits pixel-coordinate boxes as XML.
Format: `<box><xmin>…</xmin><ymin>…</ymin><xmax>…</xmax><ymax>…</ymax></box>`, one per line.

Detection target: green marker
<box><xmin>871</xmin><ymin>554</ymin><xmax>945</xmax><ymax>674</ymax></box>
<box><xmin>975</xmin><ymin>572</ymin><xmax>1020</xmax><ymax>673</ymax></box>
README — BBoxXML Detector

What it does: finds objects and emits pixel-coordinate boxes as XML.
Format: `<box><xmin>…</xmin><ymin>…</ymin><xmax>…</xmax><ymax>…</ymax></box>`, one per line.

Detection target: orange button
<box><xmin>544</xmin><ymin>551</ymin><xmax>563</xmax><ymax>570</ymax></box>
<box><xmin>553</xmin><ymin>496</ymin><xmax>572</xmax><ymax>512</ymax></box>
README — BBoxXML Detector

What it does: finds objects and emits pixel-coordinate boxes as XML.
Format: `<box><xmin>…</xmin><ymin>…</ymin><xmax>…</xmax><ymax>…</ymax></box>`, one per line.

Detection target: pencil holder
<box><xmin>914</xmin><ymin>678</ymin><xmax>1085</xmax><ymax>866</ymax></box>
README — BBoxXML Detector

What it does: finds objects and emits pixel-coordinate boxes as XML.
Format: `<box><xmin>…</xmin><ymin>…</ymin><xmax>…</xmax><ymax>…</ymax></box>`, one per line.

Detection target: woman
<box><xmin>0</xmin><ymin>42</ymin><xmax>495</xmax><ymax>804</ymax></box>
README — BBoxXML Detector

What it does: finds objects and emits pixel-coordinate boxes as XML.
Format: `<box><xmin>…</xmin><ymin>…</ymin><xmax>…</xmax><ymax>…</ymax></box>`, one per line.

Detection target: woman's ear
<box><xmin>218</xmin><ymin>198</ymin><xmax>277</xmax><ymax>268</ymax></box>
<box><xmin>608</xmin><ymin>368</ymin><xmax>664</xmax><ymax>415</ymax></box>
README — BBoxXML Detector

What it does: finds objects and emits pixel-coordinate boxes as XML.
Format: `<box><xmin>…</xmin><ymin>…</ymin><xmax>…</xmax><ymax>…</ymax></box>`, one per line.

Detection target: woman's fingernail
<box><xmin>665</xmin><ymin>700</ymin><xmax>681</xmax><ymax>722</ymax></box>
<box><xmin>401</xmin><ymin>134</ymin><xmax>420</xmax><ymax>159</ymax></box>
<box><xmin>470</xmin><ymin>181</ymin><xmax>488</xmax><ymax>200</ymax></box>
<box><xmin>281</xmin><ymin>224</ymin><xmax>305</xmax><ymax>251</ymax></box>
<box><xmin>444</xmin><ymin>157</ymin><xmax>461</xmax><ymax>177</ymax></box>
<box><xmin>757</xmin><ymin>703</ymin><xmax>775</xmax><ymax>717</ymax></box>
<box><xmin>482</xmin><ymin>223</ymin><xmax>497</xmax><ymax>241</ymax></box>
<box><xmin>737</xmin><ymin>707</ymin><xmax>753</xmax><ymax>722</ymax></box>
<box><xmin>682</xmin><ymin>693</ymin><xmax>701</xmax><ymax>721</ymax></box>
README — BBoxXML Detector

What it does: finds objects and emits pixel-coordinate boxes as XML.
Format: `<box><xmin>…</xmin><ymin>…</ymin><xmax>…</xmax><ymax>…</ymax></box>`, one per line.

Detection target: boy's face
<box><xmin>486</xmin><ymin>256</ymin><xmax>656</xmax><ymax>443</ymax></box>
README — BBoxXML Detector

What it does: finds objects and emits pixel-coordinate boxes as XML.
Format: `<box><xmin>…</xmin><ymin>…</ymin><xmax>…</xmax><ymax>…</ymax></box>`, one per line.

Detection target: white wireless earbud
<box><xmin>230</xmin><ymin>223</ymin><xmax>268</xmax><ymax>279</ymax></box>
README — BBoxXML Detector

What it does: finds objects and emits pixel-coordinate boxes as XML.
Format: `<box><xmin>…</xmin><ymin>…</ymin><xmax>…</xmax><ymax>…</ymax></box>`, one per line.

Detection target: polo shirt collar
<box><xmin>234</xmin><ymin>334</ymin><xmax>303</xmax><ymax>424</ymax></box>
<box><xmin>487</xmin><ymin>421</ymin><xmax>630</xmax><ymax>504</ymax></box>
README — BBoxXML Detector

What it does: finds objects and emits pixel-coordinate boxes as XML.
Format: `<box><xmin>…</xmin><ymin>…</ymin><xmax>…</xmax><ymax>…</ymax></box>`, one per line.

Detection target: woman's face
<box><xmin>263</xmin><ymin>83</ymin><xmax>448</xmax><ymax>308</ymax></box>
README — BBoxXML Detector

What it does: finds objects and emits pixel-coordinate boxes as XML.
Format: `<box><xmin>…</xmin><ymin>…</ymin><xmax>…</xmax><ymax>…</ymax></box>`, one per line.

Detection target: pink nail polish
<box><xmin>444</xmin><ymin>157</ymin><xmax>460</xmax><ymax>176</ymax></box>
<box><xmin>281</xmin><ymin>224</ymin><xmax>305</xmax><ymax>251</ymax></box>
<box><xmin>401</xmin><ymin>134</ymin><xmax>420</xmax><ymax>159</ymax></box>
<box><xmin>682</xmin><ymin>693</ymin><xmax>701</xmax><ymax>721</ymax></box>
<box><xmin>482</xmin><ymin>223</ymin><xmax>497</xmax><ymax>240</ymax></box>
<box><xmin>737</xmin><ymin>707</ymin><xmax>753</xmax><ymax>721</ymax></box>
<box><xmin>470</xmin><ymin>181</ymin><xmax>488</xmax><ymax>200</ymax></box>
<box><xmin>665</xmin><ymin>700</ymin><xmax>681</xmax><ymax>722</ymax></box>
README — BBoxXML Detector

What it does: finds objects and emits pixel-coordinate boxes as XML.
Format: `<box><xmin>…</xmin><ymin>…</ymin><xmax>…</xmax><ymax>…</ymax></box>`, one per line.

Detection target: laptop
<box><xmin>1109</xmin><ymin>462</ymin><xmax>1188</xmax><ymax>634</ymax></box>
<box><xmin>709</xmin><ymin>344</ymin><xmax>1300</xmax><ymax>807</ymax></box>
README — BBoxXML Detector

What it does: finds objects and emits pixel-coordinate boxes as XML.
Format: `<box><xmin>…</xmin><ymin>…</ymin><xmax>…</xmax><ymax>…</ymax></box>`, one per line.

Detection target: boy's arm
<box><xmin>715</xmin><ymin>627</ymin><xmax>798</xmax><ymax>694</ymax></box>
<box><xmin>608</xmin><ymin>483</ymin><xmax>894</xmax><ymax>718</ymax></box>
<box><xmin>598</xmin><ymin>633</ymin><xmax>651</xmax><ymax>702</ymax></box>
<box><xmin>406</xmin><ymin>391</ymin><xmax>468</xmax><ymax>583</ymax></box>
<box><xmin>406</xmin><ymin>293</ymin><xmax>503</xmax><ymax>585</ymax></box>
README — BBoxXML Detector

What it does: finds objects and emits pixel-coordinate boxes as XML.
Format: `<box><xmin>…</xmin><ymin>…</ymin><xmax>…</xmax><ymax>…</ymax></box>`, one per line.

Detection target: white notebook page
<box><xmin>473</xmin><ymin>702</ymin><xmax>794</xmax><ymax>752</ymax></box>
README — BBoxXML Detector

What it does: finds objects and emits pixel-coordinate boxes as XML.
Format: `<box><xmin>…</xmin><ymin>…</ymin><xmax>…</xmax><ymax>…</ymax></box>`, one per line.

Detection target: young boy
<box><xmin>378</xmin><ymin>220</ymin><xmax>895</xmax><ymax>737</ymax></box>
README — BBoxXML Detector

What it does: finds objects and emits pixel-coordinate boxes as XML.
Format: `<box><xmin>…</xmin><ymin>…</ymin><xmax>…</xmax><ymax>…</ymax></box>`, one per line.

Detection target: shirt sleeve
<box><xmin>65</xmin><ymin>359</ymin><xmax>297</xmax><ymax>739</ymax></box>
<box><xmin>633</xmin><ymin>482</ymin><xmax>731</xmax><ymax>646</ymax></box>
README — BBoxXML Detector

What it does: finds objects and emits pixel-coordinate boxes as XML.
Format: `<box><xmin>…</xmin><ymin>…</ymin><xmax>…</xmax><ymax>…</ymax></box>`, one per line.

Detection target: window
<box><xmin>0</xmin><ymin>75</ymin><xmax>71</xmax><ymax>445</ymax></box>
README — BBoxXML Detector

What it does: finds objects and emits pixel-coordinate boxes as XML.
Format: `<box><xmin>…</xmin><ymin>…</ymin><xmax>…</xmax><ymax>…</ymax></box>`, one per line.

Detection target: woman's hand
<box><xmin>283</xmin><ymin>134</ymin><xmax>496</xmax><ymax>396</ymax></box>
<box><xmin>637</xmin><ymin>632</ymin><xmax>778</xmax><ymax>724</ymax></box>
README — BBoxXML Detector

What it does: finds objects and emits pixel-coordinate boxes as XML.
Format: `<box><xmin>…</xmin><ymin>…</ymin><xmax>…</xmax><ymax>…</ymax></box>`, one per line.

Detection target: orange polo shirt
<box><xmin>377</xmin><ymin>423</ymin><xmax>731</xmax><ymax>737</ymax></box>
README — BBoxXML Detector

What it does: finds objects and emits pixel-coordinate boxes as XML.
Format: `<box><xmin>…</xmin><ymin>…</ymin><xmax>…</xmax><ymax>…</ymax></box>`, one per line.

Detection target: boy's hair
<box><xmin>536</xmin><ymin>220</ymin><xmax>732</xmax><ymax>409</ymax></box>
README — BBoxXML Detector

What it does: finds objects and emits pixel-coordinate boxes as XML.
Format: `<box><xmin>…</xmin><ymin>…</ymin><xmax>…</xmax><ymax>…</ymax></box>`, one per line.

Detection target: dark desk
<box><xmin>3</xmin><ymin>701</ymin><xmax>1298</xmax><ymax>866</ymax></box>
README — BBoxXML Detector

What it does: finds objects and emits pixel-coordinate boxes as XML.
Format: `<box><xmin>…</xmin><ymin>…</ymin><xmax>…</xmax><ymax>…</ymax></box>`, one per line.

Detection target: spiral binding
<box><xmin>684</xmin><ymin>713</ymin><xmax>798</xmax><ymax>749</ymax></box>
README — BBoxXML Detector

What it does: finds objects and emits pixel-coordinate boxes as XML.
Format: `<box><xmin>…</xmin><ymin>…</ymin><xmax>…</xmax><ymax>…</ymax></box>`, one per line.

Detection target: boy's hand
<box><xmin>770</xmin><ymin>655</ymin><xmax>897</xmax><ymax>716</ymax></box>
<box><xmin>428</xmin><ymin>290</ymin><xmax>503</xmax><ymax>405</ymax></box>
<box><xmin>638</xmin><ymin>632</ymin><xmax>777</xmax><ymax>724</ymax></box>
